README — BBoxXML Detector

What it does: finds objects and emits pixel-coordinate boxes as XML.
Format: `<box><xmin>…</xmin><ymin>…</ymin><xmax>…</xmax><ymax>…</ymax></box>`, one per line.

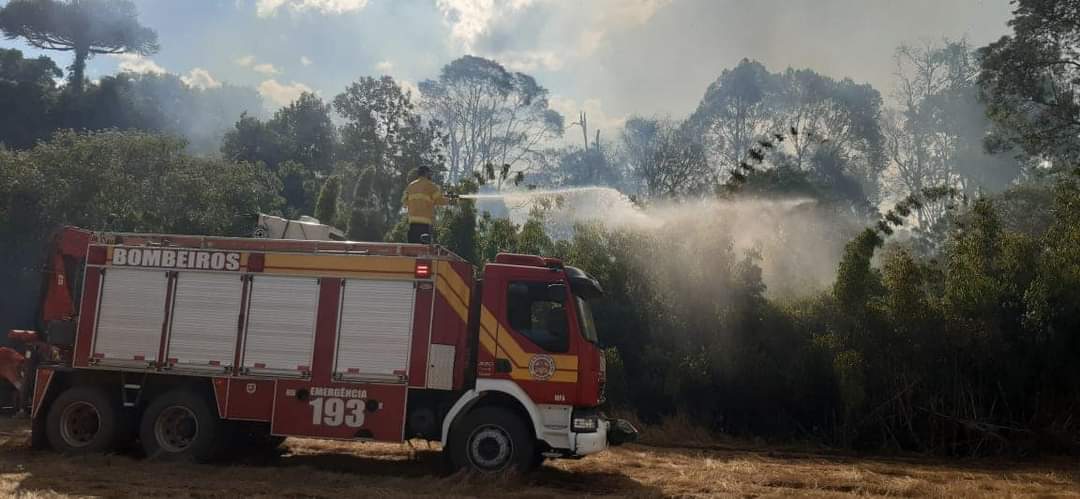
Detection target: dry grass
<box><xmin>0</xmin><ymin>417</ymin><xmax>1077</xmax><ymax>498</ymax></box>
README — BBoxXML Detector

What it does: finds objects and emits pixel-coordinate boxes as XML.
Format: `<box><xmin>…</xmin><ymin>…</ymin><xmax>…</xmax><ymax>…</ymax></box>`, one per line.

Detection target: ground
<box><xmin>0</xmin><ymin>418</ymin><xmax>1077</xmax><ymax>498</ymax></box>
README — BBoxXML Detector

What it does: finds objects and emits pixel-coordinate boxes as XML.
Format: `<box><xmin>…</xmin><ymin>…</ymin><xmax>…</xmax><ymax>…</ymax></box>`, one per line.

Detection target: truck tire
<box><xmin>139</xmin><ymin>390</ymin><xmax>222</xmax><ymax>462</ymax></box>
<box><xmin>45</xmin><ymin>386</ymin><xmax>120</xmax><ymax>455</ymax></box>
<box><xmin>448</xmin><ymin>406</ymin><xmax>535</xmax><ymax>473</ymax></box>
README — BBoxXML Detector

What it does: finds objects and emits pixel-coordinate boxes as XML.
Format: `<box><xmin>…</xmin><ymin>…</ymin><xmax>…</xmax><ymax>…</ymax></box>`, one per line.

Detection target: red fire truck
<box><xmin>13</xmin><ymin>226</ymin><xmax>636</xmax><ymax>472</ymax></box>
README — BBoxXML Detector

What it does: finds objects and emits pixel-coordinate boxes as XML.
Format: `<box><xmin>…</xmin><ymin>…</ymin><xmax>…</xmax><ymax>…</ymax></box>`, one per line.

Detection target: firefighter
<box><xmin>403</xmin><ymin>166</ymin><xmax>454</xmax><ymax>244</ymax></box>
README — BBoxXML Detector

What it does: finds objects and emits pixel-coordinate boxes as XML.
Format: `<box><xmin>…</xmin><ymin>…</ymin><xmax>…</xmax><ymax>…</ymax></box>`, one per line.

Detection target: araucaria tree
<box><xmin>0</xmin><ymin>0</ymin><xmax>158</xmax><ymax>94</ymax></box>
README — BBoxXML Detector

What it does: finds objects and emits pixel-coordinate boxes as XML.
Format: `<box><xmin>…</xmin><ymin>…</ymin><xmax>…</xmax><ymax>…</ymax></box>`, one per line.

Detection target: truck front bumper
<box><xmin>572</xmin><ymin>417</ymin><xmax>639</xmax><ymax>457</ymax></box>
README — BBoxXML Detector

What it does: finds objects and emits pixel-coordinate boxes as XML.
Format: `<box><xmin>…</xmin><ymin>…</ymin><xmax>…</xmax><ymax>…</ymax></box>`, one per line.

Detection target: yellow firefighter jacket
<box><xmin>403</xmin><ymin>177</ymin><xmax>447</xmax><ymax>225</ymax></box>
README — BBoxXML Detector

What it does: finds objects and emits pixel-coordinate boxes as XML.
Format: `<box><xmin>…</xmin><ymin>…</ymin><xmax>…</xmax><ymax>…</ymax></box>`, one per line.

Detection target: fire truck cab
<box><xmin>15</xmin><ymin>227</ymin><xmax>636</xmax><ymax>472</ymax></box>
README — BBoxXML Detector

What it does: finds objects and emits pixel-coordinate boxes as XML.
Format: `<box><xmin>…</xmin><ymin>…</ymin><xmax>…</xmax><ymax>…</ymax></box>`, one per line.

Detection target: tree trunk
<box><xmin>70</xmin><ymin>46</ymin><xmax>89</xmax><ymax>94</ymax></box>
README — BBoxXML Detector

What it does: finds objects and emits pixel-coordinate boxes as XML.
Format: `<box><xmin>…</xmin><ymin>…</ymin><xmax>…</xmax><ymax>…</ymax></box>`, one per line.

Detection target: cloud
<box><xmin>258</xmin><ymin>79</ymin><xmax>313</xmax><ymax>107</ymax></box>
<box><xmin>235</xmin><ymin>55</ymin><xmax>256</xmax><ymax>67</ymax></box>
<box><xmin>111</xmin><ymin>53</ymin><xmax>166</xmax><ymax>74</ymax></box>
<box><xmin>256</xmin><ymin>0</ymin><xmax>369</xmax><ymax>17</ymax></box>
<box><xmin>375</xmin><ymin>60</ymin><xmax>394</xmax><ymax>73</ymax></box>
<box><xmin>253</xmin><ymin>63</ymin><xmax>280</xmax><ymax>75</ymax></box>
<box><xmin>434</xmin><ymin>0</ymin><xmax>669</xmax><ymax>70</ymax></box>
<box><xmin>300</xmin><ymin>56</ymin><xmax>313</xmax><ymax>66</ymax></box>
<box><xmin>435</xmin><ymin>0</ymin><xmax>535</xmax><ymax>52</ymax></box>
<box><xmin>181</xmin><ymin>68</ymin><xmax>222</xmax><ymax>89</ymax></box>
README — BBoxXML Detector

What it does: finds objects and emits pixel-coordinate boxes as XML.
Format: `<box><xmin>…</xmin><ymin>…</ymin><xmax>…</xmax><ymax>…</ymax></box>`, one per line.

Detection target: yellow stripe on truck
<box><xmin>262</xmin><ymin>254</ymin><xmax>415</xmax><ymax>279</ymax></box>
<box><xmin>480</xmin><ymin>307</ymin><xmax>578</xmax><ymax>371</ymax></box>
<box><xmin>436</xmin><ymin>262</ymin><xmax>470</xmax><ymax>305</ymax></box>
<box><xmin>435</xmin><ymin>277</ymin><xmax>469</xmax><ymax>322</ymax></box>
<box><xmin>477</xmin><ymin>335</ymin><xmax>579</xmax><ymax>383</ymax></box>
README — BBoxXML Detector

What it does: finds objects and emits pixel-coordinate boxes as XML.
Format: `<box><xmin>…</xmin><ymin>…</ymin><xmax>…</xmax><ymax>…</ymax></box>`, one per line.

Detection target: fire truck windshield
<box><xmin>575</xmin><ymin>296</ymin><xmax>599</xmax><ymax>344</ymax></box>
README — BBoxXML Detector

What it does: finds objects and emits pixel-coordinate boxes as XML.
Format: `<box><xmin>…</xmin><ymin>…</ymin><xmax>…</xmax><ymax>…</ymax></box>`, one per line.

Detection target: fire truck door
<box><xmin>494</xmin><ymin>279</ymin><xmax>579</xmax><ymax>404</ymax></box>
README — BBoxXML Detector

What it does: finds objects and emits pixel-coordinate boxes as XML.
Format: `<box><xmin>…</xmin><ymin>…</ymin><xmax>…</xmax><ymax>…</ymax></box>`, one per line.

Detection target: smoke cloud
<box><xmin>475</xmin><ymin>187</ymin><xmax>857</xmax><ymax>298</ymax></box>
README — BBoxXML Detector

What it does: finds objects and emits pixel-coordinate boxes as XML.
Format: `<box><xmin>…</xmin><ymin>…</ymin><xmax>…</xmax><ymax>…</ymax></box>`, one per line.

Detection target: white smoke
<box><xmin>465</xmin><ymin>187</ymin><xmax>857</xmax><ymax>297</ymax></box>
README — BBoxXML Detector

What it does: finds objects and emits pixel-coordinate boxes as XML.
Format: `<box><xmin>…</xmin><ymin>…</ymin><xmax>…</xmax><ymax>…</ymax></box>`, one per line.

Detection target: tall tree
<box><xmin>221</xmin><ymin>92</ymin><xmax>335</xmax><ymax>218</ymax></box>
<box><xmin>0</xmin><ymin>0</ymin><xmax>159</xmax><ymax>94</ymax></box>
<box><xmin>979</xmin><ymin>0</ymin><xmax>1080</xmax><ymax>166</ymax></box>
<box><xmin>687</xmin><ymin>59</ymin><xmax>885</xmax><ymax>206</ymax></box>
<box><xmin>334</xmin><ymin>76</ymin><xmax>444</xmax><ymax>225</ymax></box>
<box><xmin>687</xmin><ymin>59</ymin><xmax>775</xmax><ymax>178</ymax></box>
<box><xmin>887</xmin><ymin>39</ymin><xmax>1023</xmax><ymax>226</ymax></box>
<box><xmin>419</xmin><ymin>55</ymin><xmax>563</xmax><ymax>182</ymax></box>
<box><xmin>272</xmin><ymin>92</ymin><xmax>336</xmax><ymax>174</ymax></box>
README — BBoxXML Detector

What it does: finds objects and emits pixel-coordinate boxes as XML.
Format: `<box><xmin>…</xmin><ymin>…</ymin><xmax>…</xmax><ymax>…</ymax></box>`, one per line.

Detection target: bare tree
<box><xmin>419</xmin><ymin>56</ymin><xmax>564</xmax><ymax>182</ymax></box>
<box><xmin>622</xmin><ymin>116</ymin><xmax>709</xmax><ymax>199</ymax></box>
<box><xmin>884</xmin><ymin>39</ymin><xmax>986</xmax><ymax>225</ymax></box>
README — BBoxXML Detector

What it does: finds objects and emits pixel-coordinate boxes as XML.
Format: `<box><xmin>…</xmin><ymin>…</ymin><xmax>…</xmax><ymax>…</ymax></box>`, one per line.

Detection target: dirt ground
<box><xmin>0</xmin><ymin>418</ymin><xmax>1077</xmax><ymax>498</ymax></box>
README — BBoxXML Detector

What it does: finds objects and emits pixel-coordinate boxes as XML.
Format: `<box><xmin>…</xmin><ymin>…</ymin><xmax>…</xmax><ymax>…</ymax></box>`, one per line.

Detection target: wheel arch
<box><xmin>441</xmin><ymin>379</ymin><xmax>543</xmax><ymax>447</ymax></box>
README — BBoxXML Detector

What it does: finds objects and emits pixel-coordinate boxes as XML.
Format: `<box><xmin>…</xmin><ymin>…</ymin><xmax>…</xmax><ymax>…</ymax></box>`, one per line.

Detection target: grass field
<box><xmin>0</xmin><ymin>417</ymin><xmax>1077</xmax><ymax>498</ymax></box>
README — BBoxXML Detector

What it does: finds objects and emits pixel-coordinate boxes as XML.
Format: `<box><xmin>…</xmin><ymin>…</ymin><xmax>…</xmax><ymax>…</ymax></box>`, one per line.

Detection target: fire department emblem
<box><xmin>528</xmin><ymin>355</ymin><xmax>556</xmax><ymax>381</ymax></box>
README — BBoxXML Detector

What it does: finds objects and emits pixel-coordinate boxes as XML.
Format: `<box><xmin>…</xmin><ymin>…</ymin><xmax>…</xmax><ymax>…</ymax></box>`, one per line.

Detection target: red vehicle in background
<box><xmin>6</xmin><ymin>226</ymin><xmax>636</xmax><ymax>472</ymax></box>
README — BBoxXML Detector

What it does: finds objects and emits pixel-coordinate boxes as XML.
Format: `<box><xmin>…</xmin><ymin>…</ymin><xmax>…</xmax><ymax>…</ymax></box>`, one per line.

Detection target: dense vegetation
<box><xmin>1</xmin><ymin>0</ymin><xmax>1078</xmax><ymax>455</ymax></box>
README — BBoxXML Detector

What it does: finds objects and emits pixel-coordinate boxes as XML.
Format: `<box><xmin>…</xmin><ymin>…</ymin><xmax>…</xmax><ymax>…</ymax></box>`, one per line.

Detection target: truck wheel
<box><xmin>140</xmin><ymin>390</ymin><xmax>221</xmax><ymax>462</ymax></box>
<box><xmin>449</xmin><ymin>407</ymin><xmax>535</xmax><ymax>473</ymax></box>
<box><xmin>45</xmin><ymin>386</ymin><xmax>119</xmax><ymax>455</ymax></box>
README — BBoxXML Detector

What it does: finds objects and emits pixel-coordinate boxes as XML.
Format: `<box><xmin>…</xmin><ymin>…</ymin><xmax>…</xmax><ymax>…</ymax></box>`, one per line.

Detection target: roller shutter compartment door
<box><xmin>243</xmin><ymin>276</ymin><xmax>319</xmax><ymax>376</ymax></box>
<box><xmin>167</xmin><ymin>272</ymin><xmax>244</xmax><ymax>370</ymax></box>
<box><xmin>93</xmin><ymin>268</ymin><xmax>168</xmax><ymax>365</ymax></box>
<box><xmin>335</xmin><ymin>279</ymin><xmax>416</xmax><ymax>381</ymax></box>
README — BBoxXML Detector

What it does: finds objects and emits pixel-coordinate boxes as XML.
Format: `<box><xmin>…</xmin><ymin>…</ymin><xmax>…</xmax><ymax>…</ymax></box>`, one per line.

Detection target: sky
<box><xmin>0</xmin><ymin>0</ymin><xmax>1015</xmax><ymax>140</ymax></box>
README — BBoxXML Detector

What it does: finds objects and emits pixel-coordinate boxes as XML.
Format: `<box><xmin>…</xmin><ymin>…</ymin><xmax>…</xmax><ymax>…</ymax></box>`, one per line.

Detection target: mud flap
<box><xmin>31</xmin><ymin>415</ymin><xmax>47</xmax><ymax>450</ymax></box>
<box><xmin>607</xmin><ymin>418</ymin><xmax>639</xmax><ymax>446</ymax></box>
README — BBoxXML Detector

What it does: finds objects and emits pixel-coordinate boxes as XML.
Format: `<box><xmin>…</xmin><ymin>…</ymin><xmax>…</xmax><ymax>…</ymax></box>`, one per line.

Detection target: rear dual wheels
<box><xmin>45</xmin><ymin>386</ymin><xmax>223</xmax><ymax>461</ymax></box>
<box><xmin>448</xmin><ymin>407</ymin><xmax>535</xmax><ymax>473</ymax></box>
<box><xmin>140</xmin><ymin>390</ymin><xmax>221</xmax><ymax>462</ymax></box>
<box><xmin>45</xmin><ymin>386</ymin><xmax>120</xmax><ymax>454</ymax></box>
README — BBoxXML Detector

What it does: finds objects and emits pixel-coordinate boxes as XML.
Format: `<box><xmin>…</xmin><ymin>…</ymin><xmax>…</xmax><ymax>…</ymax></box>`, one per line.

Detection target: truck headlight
<box><xmin>572</xmin><ymin>416</ymin><xmax>598</xmax><ymax>433</ymax></box>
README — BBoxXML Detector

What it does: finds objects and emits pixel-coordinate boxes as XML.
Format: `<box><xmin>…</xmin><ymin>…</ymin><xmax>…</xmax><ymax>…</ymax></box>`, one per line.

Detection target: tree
<box><xmin>314</xmin><ymin>176</ymin><xmax>340</xmax><ymax>226</ymax></box>
<box><xmin>0</xmin><ymin>48</ymin><xmax>61</xmax><ymax>149</ymax></box>
<box><xmin>886</xmin><ymin>39</ymin><xmax>1023</xmax><ymax>227</ymax></box>
<box><xmin>419</xmin><ymin>55</ymin><xmax>564</xmax><ymax>182</ymax></box>
<box><xmin>774</xmin><ymin>69</ymin><xmax>885</xmax><ymax>206</ymax></box>
<box><xmin>272</xmin><ymin>92</ymin><xmax>336</xmax><ymax>174</ymax></box>
<box><xmin>621</xmin><ymin>117</ymin><xmax>710</xmax><ymax>198</ymax></box>
<box><xmin>687</xmin><ymin>60</ymin><xmax>886</xmax><ymax>206</ymax></box>
<box><xmin>0</xmin><ymin>129</ymin><xmax>281</xmax><ymax>239</ymax></box>
<box><xmin>687</xmin><ymin>59</ymin><xmax>776</xmax><ymax>178</ymax></box>
<box><xmin>222</xmin><ymin>91</ymin><xmax>334</xmax><ymax>218</ymax></box>
<box><xmin>979</xmin><ymin>0</ymin><xmax>1080</xmax><ymax>166</ymax></box>
<box><xmin>620</xmin><ymin>116</ymin><xmax>662</xmax><ymax>194</ymax></box>
<box><xmin>534</xmin><ymin>141</ymin><xmax>624</xmax><ymax>189</ymax></box>
<box><xmin>0</xmin><ymin>0</ymin><xmax>159</xmax><ymax>94</ymax></box>
<box><xmin>334</xmin><ymin>76</ymin><xmax>443</xmax><ymax>226</ymax></box>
